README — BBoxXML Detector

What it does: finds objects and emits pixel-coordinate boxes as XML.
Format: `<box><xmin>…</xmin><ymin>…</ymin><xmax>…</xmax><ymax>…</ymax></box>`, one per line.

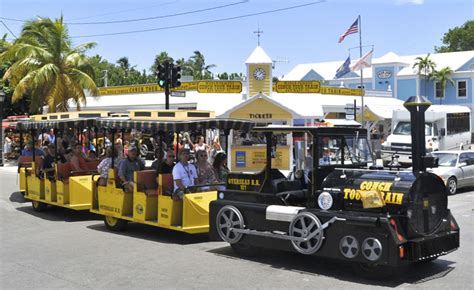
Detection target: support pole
<box><xmin>264</xmin><ymin>132</ymin><xmax>273</xmax><ymax>182</ymax></box>
<box><xmin>54</xmin><ymin>128</ymin><xmax>58</xmax><ymax>163</ymax></box>
<box><xmin>111</xmin><ymin>130</ymin><xmax>115</xmax><ymax>169</ymax></box>
<box><xmin>358</xmin><ymin>15</ymin><xmax>365</xmax><ymax>131</ymax></box>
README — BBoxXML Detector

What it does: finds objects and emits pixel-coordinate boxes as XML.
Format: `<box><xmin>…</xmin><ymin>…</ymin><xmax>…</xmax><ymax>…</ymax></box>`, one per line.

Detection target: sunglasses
<box><xmin>167</xmin><ymin>155</ymin><xmax>175</xmax><ymax>158</ymax></box>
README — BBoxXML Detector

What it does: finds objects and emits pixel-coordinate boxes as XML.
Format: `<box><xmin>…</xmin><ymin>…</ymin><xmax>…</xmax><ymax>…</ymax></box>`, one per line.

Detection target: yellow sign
<box><xmin>274</xmin><ymin>81</ymin><xmax>321</xmax><ymax>93</ymax></box>
<box><xmin>98</xmin><ymin>82</ymin><xmax>198</xmax><ymax>96</ymax></box>
<box><xmin>196</xmin><ymin>81</ymin><xmax>242</xmax><ymax>93</ymax></box>
<box><xmin>343</xmin><ymin>181</ymin><xmax>404</xmax><ymax>206</ymax></box>
<box><xmin>320</xmin><ymin>86</ymin><xmax>364</xmax><ymax>96</ymax></box>
<box><xmin>230</xmin><ymin>146</ymin><xmax>290</xmax><ymax>171</ymax></box>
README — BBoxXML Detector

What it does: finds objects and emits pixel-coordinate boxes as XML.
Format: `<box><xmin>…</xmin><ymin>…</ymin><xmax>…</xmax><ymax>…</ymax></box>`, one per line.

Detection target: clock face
<box><xmin>253</xmin><ymin>68</ymin><xmax>266</xmax><ymax>81</ymax></box>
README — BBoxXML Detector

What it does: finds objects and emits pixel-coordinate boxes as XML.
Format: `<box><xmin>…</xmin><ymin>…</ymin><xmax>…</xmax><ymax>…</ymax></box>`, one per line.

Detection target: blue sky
<box><xmin>1</xmin><ymin>0</ymin><xmax>473</xmax><ymax>78</ymax></box>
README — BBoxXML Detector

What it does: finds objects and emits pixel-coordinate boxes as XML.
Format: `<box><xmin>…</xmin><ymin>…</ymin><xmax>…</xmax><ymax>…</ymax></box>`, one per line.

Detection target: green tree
<box><xmin>413</xmin><ymin>53</ymin><xmax>436</xmax><ymax>97</ymax></box>
<box><xmin>189</xmin><ymin>50</ymin><xmax>215</xmax><ymax>80</ymax></box>
<box><xmin>218</xmin><ymin>72</ymin><xmax>229</xmax><ymax>80</ymax></box>
<box><xmin>0</xmin><ymin>16</ymin><xmax>98</xmax><ymax>113</ymax></box>
<box><xmin>176</xmin><ymin>57</ymin><xmax>193</xmax><ymax>77</ymax></box>
<box><xmin>430</xmin><ymin>67</ymin><xmax>455</xmax><ymax>104</ymax></box>
<box><xmin>229</xmin><ymin>72</ymin><xmax>244</xmax><ymax>80</ymax></box>
<box><xmin>435</xmin><ymin>20</ymin><xmax>474</xmax><ymax>52</ymax></box>
<box><xmin>1</xmin><ymin>34</ymin><xmax>29</xmax><ymax>115</ymax></box>
<box><xmin>151</xmin><ymin>51</ymin><xmax>174</xmax><ymax>78</ymax></box>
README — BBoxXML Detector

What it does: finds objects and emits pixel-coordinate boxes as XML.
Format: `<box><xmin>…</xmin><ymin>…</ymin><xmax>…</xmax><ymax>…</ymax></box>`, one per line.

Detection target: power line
<box><xmin>0</xmin><ymin>20</ymin><xmax>17</xmax><ymax>39</ymax></box>
<box><xmin>67</xmin><ymin>0</ymin><xmax>249</xmax><ymax>25</ymax></box>
<box><xmin>73</xmin><ymin>0</ymin><xmax>326</xmax><ymax>38</ymax></box>
<box><xmin>68</xmin><ymin>0</ymin><xmax>178</xmax><ymax>21</ymax></box>
<box><xmin>0</xmin><ymin>0</ymin><xmax>248</xmax><ymax>25</ymax></box>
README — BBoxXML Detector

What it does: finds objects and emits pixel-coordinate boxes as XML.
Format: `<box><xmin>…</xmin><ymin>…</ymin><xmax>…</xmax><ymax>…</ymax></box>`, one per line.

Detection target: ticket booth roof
<box><xmin>219</xmin><ymin>93</ymin><xmax>324</xmax><ymax>120</ymax></box>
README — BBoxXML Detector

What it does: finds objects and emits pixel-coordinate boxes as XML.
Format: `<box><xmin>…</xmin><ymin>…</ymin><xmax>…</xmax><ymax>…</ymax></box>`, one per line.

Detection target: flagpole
<box><xmin>358</xmin><ymin>15</ymin><xmax>365</xmax><ymax>130</ymax></box>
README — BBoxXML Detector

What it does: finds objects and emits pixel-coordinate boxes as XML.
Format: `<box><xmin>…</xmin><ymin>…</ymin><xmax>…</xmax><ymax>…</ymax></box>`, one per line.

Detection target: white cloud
<box><xmin>395</xmin><ymin>0</ymin><xmax>424</xmax><ymax>5</ymax></box>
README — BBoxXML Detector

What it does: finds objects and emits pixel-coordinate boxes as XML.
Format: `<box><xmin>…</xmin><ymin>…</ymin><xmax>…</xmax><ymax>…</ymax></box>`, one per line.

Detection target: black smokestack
<box><xmin>403</xmin><ymin>96</ymin><xmax>431</xmax><ymax>173</ymax></box>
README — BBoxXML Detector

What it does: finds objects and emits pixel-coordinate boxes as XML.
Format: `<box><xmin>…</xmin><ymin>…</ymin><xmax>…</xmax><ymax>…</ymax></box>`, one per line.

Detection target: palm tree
<box><xmin>0</xmin><ymin>16</ymin><xmax>99</xmax><ymax>113</ymax></box>
<box><xmin>175</xmin><ymin>57</ymin><xmax>193</xmax><ymax>77</ymax></box>
<box><xmin>189</xmin><ymin>50</ymin><xmax>215</xmax><ymax>80</ymax></box>
<box><xmin>430</xmin><ymin>66</ymin><xmax>455</xmax><ymax>104</ymax></box>
<box><xmin>151</xmin><ymin>51</ymin><xmax>174</xmax><ymax>78</ymax></box>
<box><xmin>412</xmin><ymin>53</ymin><xmax>436</xmax><ymax>97</ymax></box>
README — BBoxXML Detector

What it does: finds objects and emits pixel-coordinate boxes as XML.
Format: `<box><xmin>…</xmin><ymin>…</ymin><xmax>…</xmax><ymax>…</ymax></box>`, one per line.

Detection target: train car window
<box><xmin>78</xmin><ymin>113</ymin><xmax>101</xmax><ymax>118</ymax></box>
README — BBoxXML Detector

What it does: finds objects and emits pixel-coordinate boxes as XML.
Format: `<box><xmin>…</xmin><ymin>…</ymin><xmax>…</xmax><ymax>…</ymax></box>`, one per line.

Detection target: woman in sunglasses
<box><xmin>195</xmin><ymin>150</ymin><xmax>218</xmax><ymax>190</ymax></box>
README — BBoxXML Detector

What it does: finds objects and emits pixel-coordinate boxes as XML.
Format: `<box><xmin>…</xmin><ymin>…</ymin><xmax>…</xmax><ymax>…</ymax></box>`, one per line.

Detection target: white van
<box><xmin>381</xmin><ymin>105</ymin><xmax>471</xmax><ymax>166</ymax></box>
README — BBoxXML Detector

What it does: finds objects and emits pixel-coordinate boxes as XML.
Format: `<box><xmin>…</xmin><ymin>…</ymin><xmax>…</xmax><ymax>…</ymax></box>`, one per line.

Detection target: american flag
<box><xmin>338</xmin><ymin>18</ymin><xmax>359</xmax><ymax>43</ymax></box>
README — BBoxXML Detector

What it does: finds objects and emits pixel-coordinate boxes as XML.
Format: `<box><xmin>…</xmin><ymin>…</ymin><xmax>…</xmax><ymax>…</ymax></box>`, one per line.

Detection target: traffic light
<box><xmin>157</xmin><ymin>61</ymin><xmax>170</xmax><ymax>88</ymax></box>
<box><xmin>171</xmin><ymin>65</ymin><xmax>181</xmax><ymax>88</ymax></box>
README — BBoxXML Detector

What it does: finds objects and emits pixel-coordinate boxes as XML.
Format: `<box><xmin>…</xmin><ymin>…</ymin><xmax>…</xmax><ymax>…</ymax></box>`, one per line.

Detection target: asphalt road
<box><xmin>0</xmin><ymin>165</ymin><xmax>473</xmax><ymax>289</ymax></box>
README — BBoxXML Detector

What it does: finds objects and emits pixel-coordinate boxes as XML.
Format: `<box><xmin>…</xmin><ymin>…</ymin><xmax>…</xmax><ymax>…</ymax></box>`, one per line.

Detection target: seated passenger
<box><xmin>151</xmin><ymin>148</ymin><xmax>165</xmax><ymax>171</ymax></box>
<box><xmin>70</xmin><ymin>144</ymin><xmax>88</xmax><ymax>171</ymax></box>
<box><xmin>97</xmin><ymin>148</ymin><xmax>118</xmax><ymax>186</ymax></box>
<box><xmin>212</xmin><ymin>152</ymin><xmax>229</xmax><ymax>184</ymax></box>
<box><xmin>152</xmin><ymin>149</ymin><xmax>175</xmax><ymax>174</ymax></box>
<box><xmin>42</xmin><ymin>144</ymin><xmax>56</xmax><ymax>178</ymax></box>
<box><xmin>172</xmin><ymin>149</ymin><xmax>197</xmax><ymax>199</ymax></box>
<box><xmin>319</xmin><ymin>148</ymin><xmax>330</xmax><ymax>165</ymax></box>
<box><xmin>195</xmin><ymin>150</ymin><xmax>218</xmax><ymax>190</ymax></box>
<box><xmin>21</xmin><ymin>141</ymin><xmax>44</xmax><ymax>157</ymax></box>
<box><xmin>118</xmin><ymin>146</ymin><xmax>145</xmax><ymax>193</ymax></box>
<box><xmin>88</xmin><ymin>149</ymin><xmax>97</xmax><ymax>160</ymax></box>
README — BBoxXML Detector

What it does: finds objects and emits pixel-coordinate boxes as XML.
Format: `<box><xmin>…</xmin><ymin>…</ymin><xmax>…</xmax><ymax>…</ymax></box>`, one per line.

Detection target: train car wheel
<box><xmin>231</xmin><ymin>240</ymin><xmax>261</xmax><ymax>257</ymax></box>
<box><xmin>104</xmin><ymin>216</ymin><xmax>128</xmax><ymax>231</ymax></box>
<box><xmin>447</xmin><ymin>177</ymin><xmax>457</xmax><ymax>195</ymax></box>
<box><xmin>31</xmin><ymin>200</ymin><xmax>47</xmax><ymax>212</ymax></box>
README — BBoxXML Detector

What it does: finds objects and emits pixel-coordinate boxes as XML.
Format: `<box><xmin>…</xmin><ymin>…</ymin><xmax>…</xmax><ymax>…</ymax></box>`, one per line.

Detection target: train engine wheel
<box><xmin>216</xmin><ymin>205</ymin><xmax>244</xmax><ymax>244</ymax></box>
<box><xmin>289</xmin><ymin>212</ymin><xmax>324</xmax><ymax>255</ymax></box>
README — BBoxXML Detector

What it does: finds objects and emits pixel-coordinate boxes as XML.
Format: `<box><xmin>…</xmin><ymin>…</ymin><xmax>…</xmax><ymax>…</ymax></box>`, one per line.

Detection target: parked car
<box><xmin>428</xmin><ymin>150</ymin><xmax>474</xmax><ymax>194</ymax></box>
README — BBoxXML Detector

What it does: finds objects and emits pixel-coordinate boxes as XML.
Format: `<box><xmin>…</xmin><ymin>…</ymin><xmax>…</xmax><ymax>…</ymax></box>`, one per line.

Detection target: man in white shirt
<box><xmin>172</xmin><ymin>149</ymin><xmax>198</xmax><ymax>198</ymax></box>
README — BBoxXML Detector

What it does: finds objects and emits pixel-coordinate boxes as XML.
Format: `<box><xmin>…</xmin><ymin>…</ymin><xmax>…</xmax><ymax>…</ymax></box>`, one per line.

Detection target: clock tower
<box><xmin>245</xmin><ymin>46</ymin><xmax>273</xmax><ymax>97</ymax></box>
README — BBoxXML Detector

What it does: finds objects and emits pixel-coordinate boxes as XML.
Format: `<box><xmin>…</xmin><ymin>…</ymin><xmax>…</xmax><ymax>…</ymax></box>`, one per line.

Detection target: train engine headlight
<box><xmin>318</xmin><ymin>192</ymin><xmax>333</xmax><ymax>210</ymax></box>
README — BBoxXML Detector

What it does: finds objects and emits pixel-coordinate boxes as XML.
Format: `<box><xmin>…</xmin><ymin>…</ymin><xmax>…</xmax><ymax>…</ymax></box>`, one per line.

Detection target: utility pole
<box><xmin>103</xmin><ymin>70</ymin><xmax>108</xmax><ymax>87</ymax></box>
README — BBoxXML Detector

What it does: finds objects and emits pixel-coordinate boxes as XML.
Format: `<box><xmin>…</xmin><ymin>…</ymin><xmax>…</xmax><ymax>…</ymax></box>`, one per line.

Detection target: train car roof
<box><xmin>16</xmin><ymin>118</ymin><xmax>256</xmax><ymax>131</ymax></box>
<box><xmin>16</xmin><ymin>118</ymin><xmax>97</xmax><ymax>130</ymax></box>
<box><xmin>97</xmin><ymin>118</ymin><xmax>256</xmax><ymax>131</ymax></box>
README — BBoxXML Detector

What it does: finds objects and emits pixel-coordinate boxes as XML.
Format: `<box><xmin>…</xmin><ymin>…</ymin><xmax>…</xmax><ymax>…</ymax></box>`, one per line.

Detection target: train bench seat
<box><xmin>136</xmin><ymin>170</ymin><xmax>158</xmax><ymax>196</ymax></box>
<box><xmin>159</xmin><ymin>174</ymin><xmax>174</xmax><ymax>196</ymax></box>
<box><xmin>57</xmin><ymin>160</ymin><xmax>100</xmax><ymax>183</ymax></box>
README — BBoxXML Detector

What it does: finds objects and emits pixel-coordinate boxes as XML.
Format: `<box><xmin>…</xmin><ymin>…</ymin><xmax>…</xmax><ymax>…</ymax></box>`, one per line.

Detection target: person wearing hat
<box><xmin>172</xmin><ymin>149</ymin><xmax>198</xmax><ymax>199</ymax></box>
<box><xmin>118</xmin><ymin>145</ymin><xmax>145</xmax><ymax>193</ymax></box>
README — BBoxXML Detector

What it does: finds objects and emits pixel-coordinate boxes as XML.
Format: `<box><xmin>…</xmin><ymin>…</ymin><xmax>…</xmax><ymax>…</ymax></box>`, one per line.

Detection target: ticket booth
<box><xmin>220</xmin><ymin>94</ymin><xmax>295</xmax><ymax>172</ymax></box>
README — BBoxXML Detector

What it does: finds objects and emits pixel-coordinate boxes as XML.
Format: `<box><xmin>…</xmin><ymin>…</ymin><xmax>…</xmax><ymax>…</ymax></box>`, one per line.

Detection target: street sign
<box><xmin>274</xmin><ymin>81</ymin><xmax>321</xmax><ymax>93</ymax></box>
<box><xmin>320</xmin><ymin>87</ymin><xmax>364</xmax><ymax>96</ymax></box>
<box><xmin>196</xmin><ymin>81</ymin><xmax>242</xmax><ymax>93</ymax></box>
<box><xmin>170</xmin><ymin>90</ymin><xmax>186</xmax><ymax>98</ymax></box>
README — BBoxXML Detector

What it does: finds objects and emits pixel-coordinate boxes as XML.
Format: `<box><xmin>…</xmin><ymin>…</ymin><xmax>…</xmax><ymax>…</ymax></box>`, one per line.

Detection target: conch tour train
<box><xmin>16</xmin><ymin>97</ymin><xmax>459</xmax><ymax>277</ymax></box>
